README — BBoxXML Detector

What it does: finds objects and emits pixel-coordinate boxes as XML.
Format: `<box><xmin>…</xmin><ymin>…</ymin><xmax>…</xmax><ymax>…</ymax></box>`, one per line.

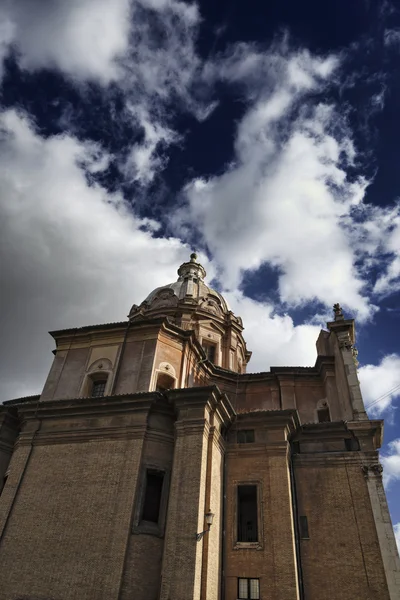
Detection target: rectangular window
<box><xmin>345</xmin><ymin>438</ymin><xmax>360</xmax><ymax>451</ymax></box>
<box><xmin>317</xmin><ymin>407</ymin><xmax>330</xmax><ymax>422</ymax></box>
<box><xmin>237</xmin><ymin>430</ymin><xmax>255</xmax><ymax>444</ymax></box>
<box><xmin>292</xmin><ymin>441</ymin><xmax>300</xmax><ymax>454</ymax></box>
<box><xmin>238</xmin><ymin>485</ymin><xmax>258</xmax><ymax>542</ymax></box>
<box><xmin>202</xmin><ymin>341</ymin><xmax>216</xmax><ymax>363</ymax></box>
<box><xmin>299</xmin><ymin>515</ymin><xmax>309</xmax><ymax>539</ymax></box>
<box><xmin>238</xmin><ymin>578</ymin><xmax>260</xmax><ymax>599</ymax></box>
<box><xmin>141</xmin><ymin>470</ymin><xmax>164</xmax><ymax>524</ymax></box>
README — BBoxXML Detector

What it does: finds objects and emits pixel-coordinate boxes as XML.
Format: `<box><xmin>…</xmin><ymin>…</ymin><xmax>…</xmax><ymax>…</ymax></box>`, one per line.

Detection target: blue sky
<box><xmin>0</xmin><ymin>0</ymin><xmax>400</xmax><ymax>547</ymax></box>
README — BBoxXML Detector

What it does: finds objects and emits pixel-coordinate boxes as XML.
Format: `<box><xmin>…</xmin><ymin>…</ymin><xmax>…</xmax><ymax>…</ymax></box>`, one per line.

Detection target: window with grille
<box><xmin>237</xmin><ymin>485</ymin><xmax>258</xmax><ymax>542</ymax></box>
<box><xmin>91</xmin><ymin>379</ymin><xmax>107</xmax><ymax>398</ymax></box>
<box><xmin>237</xmin><ymin>430</ymin><xmax>255</xmax><ymax>444</ymax></box>
<box><xmin>141</xmin><ymin>470</ymin><xmax>164</xmax><ymax>524</ymax></box>
<box><xmin>202</xmin><ymin>341</ymin><xmax>216</xmax><ymax>363</ymax></box>
<box><xmin>238</xmin><ymin>578</ymin><xmax>260</xmax><ymax>599</ymax></box>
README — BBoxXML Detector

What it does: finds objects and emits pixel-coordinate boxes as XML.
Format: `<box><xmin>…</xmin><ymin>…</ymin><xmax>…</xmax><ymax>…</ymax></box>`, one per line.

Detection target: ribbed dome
<box><xmin>129</xmin><ymin>252</ymin><xmax>250</xmax><ymax>372</ymax></box>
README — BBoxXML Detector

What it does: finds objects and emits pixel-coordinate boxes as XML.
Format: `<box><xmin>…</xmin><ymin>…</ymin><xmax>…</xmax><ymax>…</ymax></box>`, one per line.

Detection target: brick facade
<box><xmin>0</xmin><ymin>256</ymin><xmax>399</xmax><ymax>599</ymax></box>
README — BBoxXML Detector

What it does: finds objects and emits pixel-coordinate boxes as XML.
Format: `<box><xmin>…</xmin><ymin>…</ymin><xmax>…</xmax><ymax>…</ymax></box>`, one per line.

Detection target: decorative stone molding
<box><xmin>351</xmin><ymin>346</ymin><xmax>359</xmax><ymax>367</ymax></box>
<box><xmin>150</xmin><ymin>289</ymin><xmax>178</xmax><ymax>310</ymax></box>
<box><xmin>338</xmin><ymin>337</ymin><xmax>353</xmax><ymax>351</ymax></box>
<box><xmin>88</xmin><ymin>358</ymin><xmax>112</xmax><ymax>372</ymax></box>
<box><xmin>361</xmin><ymin>463</ymin><xmax>383</xmax><ymax>479</ymax></box>
<box><xmin>158</xmin><ymin>362</ymin><xmax>176</xmax><ymax>377</ymax></box>
<box><xmin>370</xmin><ymin>463</ymin><xmax>384</xmax><ymax>477</ymax></box>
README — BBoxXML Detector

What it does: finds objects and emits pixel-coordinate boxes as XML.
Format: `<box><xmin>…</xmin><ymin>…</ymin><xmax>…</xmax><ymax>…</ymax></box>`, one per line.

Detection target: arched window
<box><xmin>80</xmin><ymin>358</ymin><xmax>112</xmax><ymax>398</ymax></box>
<box><xmin>317</xmin><ymin>404</ymin><xmax>331</xmax><ymax>423</ymax></box>
<box><xmin>82</xmin><ymin>372</ymin><xmax>110</xmax><ymax>398</ymax></box>
<box><xmin>156</xmin><ymin>373</ymin><xmax>175</xmax><ymax>393</ymax></box>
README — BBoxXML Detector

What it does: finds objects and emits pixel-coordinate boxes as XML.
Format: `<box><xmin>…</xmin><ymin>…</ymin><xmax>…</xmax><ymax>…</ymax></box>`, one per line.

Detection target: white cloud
<box><xmin>123</xmin><ymin>105</ymin><xmax>178</xmax><ymax>184</ymax></box>
<box><xmin>223</xmin><ymin>291</ymin><xmax>320</xmax><ymax>371</ymax></box>
<box><xmin>371</xmin><ymin>204</ymin><xmax>400</xmax><ymax>296</ymax></box>
<box><xmin>173</xmin><ymin>46</ymin><xmax>373</xmax><ymax>319</ymax></box>
<box><xmin>0</xmin><ymin>108</ymin><xmax>333</xmax><ymax>402</ymax></box>
<box><xmin>384</xmin><ymin>28</ymin><xmax>400</xmax><ymax>48</ymax></box>
<box><xmin>358</xmin><ymin>354</ymin><xmax>400</xmax><ymax>416</ymax></box>
<box><xmin>381</xmin><ymin>439</ymin><xmax>400</xmax><ymax>488</ymax></box>
<box><xmin>394</xmin><ymin>523</ymin><xmax>400</xmax><ymax>553</ymax></box>
<box><xmin>0</xmin><ymin>0</ymin><xmax>204</xmax><ymax>183</ymax></box>
<box><xmin>0</xmin><ymin>109</ymin><xmax>191</xmax><ymax>401</ymax></box>
<box><xmin>0</xmin><ymin>0</ymin><xmax>132</xmax><ymax>83</ymax></box>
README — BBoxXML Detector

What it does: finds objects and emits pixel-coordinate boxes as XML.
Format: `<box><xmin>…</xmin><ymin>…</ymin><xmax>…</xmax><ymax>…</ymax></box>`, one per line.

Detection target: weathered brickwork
<box><xmin>294</xmin><ymin>457</ymin><xmax>390</xmax><ymax>600</ymax></box>
<box><xmin>0</xmin><ymin>258</ymin><xmax>399</xmax><ymax>599</ymax></box>
<box><xmin>120</xmin><ymin>404</ymin><xmax>175</xmax><ymax>600</ymax></box>
<box><xmin>0</xmin><ymin>408</ymin><xmax>18</xmax><ymax>484</ymax></box>
<box><xmin>159</xmin><ymin>412</ymin><xmax>210</xmax><ymax>600</ymax></box>
<box><xmin>224</xmin><ymin>415</ymin><xmax>299</xmax><ymax>600</ymax></box>
<box><xmin>0</xmin><ymin>436</ymin><xmax>145</xmax><ymax>600</ymax></box>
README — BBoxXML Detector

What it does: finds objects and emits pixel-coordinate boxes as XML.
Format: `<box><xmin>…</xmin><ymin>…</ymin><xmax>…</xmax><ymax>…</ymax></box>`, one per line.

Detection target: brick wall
<box><xmin>294</xmin><ymin>455</ymin><xmax>390</xmax><ymax>600</ymax></box>
<box><xmin>120</xmin><ymin>405</ymin><xmax>175</xmax><ymax>600</ymax></box>
<box><xmin>0</xmin><ymin>435</ymin><xmax>144</xmax><ymax>600</ymax></box>
<box><xmin>224</xmin><ymin>419</ymin><xmax>299</xmax><ymax>600</ymax></box>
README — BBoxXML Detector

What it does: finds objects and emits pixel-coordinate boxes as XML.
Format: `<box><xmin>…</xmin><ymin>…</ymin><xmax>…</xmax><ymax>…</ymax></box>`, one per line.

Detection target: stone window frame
<box><xmin>152</xmin><ymin>362</ymin><xmax>177</xmax><ymax>392</ymax></box>
<box><xmin>155</xmin><ymin>371</ymin><xmax>176</xmax><ymax>392</ymax></box>
<box><xmin>232</xmin><ymin>479</ymin><xmax>264</xmax><ymax>550</ymax></box>
<box><xmin>132</xmin><ymin>463</ymin><xmax>171</xmax><ymax>538</ymax></box>
<box><xmin>315</xmin><ymin>398</ymin><xmax>331</xmax><ymax>423</ymax></box>
<box><xmin>80</xmin><ymin>370</ymin><xmax>112</xmax><ymax>398</ymax></box>
<box><xmin>80</xmin><ymin>357</ymin><xmax>113</xmax><ymax>398</ymax></box>
<box><xmin>237</xmin><ymin>577</ymin><xmax>260</xmax><ymax>599</ymax></box>
<box><xmin>201</xmin><ymin>337</ymin><xmax>219</xmax><ymax>366</ymax></box>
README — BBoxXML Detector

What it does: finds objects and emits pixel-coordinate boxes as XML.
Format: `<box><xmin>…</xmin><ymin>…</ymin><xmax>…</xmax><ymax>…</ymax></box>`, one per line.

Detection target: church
<box><xmin>0</xmin><ymin>253</ymin><xmax>399</xmax><ymax>600</ymax></box>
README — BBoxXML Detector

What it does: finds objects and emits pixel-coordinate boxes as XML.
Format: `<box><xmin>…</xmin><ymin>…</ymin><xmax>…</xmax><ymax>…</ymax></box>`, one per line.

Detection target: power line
<box><xmin>365</xmin><ymin>382</ymin><xmax>400</xmax><ymax>410</ymax></box>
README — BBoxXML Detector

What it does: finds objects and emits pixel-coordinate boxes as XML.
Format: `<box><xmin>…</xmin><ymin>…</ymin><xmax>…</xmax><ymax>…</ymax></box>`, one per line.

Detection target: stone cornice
<box><xmin>346</xmin><ymin>419</ymin><xmax>383</xmax><ymax>449</ymax></box>
<box><xmin>235</xmin><ymin>408</ymin><xmax>300</xmax><ymax>435</ymax></box>
<box><xmin>3</xmin><ymin>395</ymin><xmax>40</xmax><ymax>407</ymax></box>
<box><xmin>50</xmin><ymin>321</ymin><xmax>129</xmax><ymax>338</ymax></box>
<box><xmin>293</xmin><ymin>453</ymin><xmax>370</xmax><ymax>467</ymax></box>
<box><xmin>166</xmin><ymin>385</ymin><xmax>236</xmax><ymax>427</ymax></box>
<box><xmin>294</xmin><ymin>419</ymin><xmax>384</xmax><ymax>449</ymax></box>
<box><xmin>226</xmin><ymin>443</ymin><xmax>291</xmax><ymax>458</ymax></box>
<box><xmin>15</xmin><ymin>392</ymin><xmax>162</xmax><ymax>422</ymax></box>
<box><xmin>18</xmin><ymin>424</ymin><xmax>149</xmax><ymax>446</ymax></box>
<box><xmin>327</xmin><ymin>318</ymin><xmax>356</xmax><ymax>345</ymax></box>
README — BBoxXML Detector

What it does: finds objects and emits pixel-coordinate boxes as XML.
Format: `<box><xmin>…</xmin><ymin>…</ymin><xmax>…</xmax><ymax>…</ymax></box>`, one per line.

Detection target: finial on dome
<box><xmin>190</xmin><ymin>252</ymin><xmax>197</xmax><ymax>262</ymax></box>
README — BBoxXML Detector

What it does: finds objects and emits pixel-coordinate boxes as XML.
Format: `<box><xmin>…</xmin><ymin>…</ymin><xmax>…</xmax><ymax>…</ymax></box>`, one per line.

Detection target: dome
<box><xmin>128</xmin><ymin>252</ymin><xmax>250</xmax><ymax>372</ymax></box>
<box><xmin>130</xmin><ymin>253</ymin><xmax>231</xmax><ymax>320</ymax></box>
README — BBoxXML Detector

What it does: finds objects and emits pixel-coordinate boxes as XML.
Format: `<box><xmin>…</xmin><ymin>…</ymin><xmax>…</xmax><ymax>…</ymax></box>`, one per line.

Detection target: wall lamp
<box><xmin>196</xmin><ymin>510</ymin><xmax>214</xmax><ymax>542</ymax></box>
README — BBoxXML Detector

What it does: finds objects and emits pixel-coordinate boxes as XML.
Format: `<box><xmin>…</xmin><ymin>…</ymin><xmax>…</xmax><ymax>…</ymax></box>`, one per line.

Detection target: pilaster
<box><xmin>327</xmin><ymin>313</ymin><xmax>368</xmax><ymax>420</ymax></box>
<box><xmin>160</xmin><ymin>387</ymin><xmax>234</xmax><ymax>600</ymax></box>
<box><xmin>361</xmin><ymin>460</ymin><xmax>400</xmax><ymax>598</ymax></box>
